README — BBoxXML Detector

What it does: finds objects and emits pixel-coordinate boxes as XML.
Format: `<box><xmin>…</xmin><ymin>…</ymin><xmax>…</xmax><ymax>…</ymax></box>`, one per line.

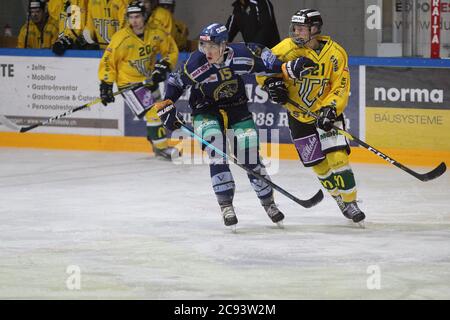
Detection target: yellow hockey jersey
<box><xmin>17</xmin><ymin>18</ymin><xmax>59</xmax><ymax>49</ymax></box>
<box><xmin>47</xmin><ymin>0</ymin><xmax>62</xmax><ymax>21</ymax></box>
<box><xmin>117</xmin><ymin>2</ymin><xmax>174</xmax><ymax>37</ymax></box>
<box><xmin>172</xmin><ymin>18</ymin><xmax>188</xmax><ymax>51</ymax></box>
<box><xmin>98</xmin><ymin>25</ymin><xmax>179</xmax><ymax>87</ymax></box>
<box><xmin>257</xmin><ymin>35</ymin><xmax>350</xmax><ymax>124</ymax></box>
<box><xmin>148</xmin><ymin>6</ymin><xmax>173</xmax><ymax>35</ymax></box>
<box><xmin>84</xmin><ymin>0</ymin><xmax>121</xmax><ymax>48</ymax></box>
<box><xmin>117</xmin><ymin>0</ymin><xmax>132</xmax><ymax>28</ymax></box>
<box><xmin>48</xmin><ymin>0</ymin><xmax>88</xmax><ymax>41</ymax></box>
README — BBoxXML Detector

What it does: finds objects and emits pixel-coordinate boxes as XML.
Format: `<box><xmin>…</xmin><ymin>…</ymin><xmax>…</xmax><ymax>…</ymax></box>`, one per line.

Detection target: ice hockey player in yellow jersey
<box><xmin>82</xmin><ymin>0</ymin><xmax>122</xmax><ymax>49</ymax></box>
<box><xmin>17</xmin><ymin>1</ymin><xmax>58</xmax><ymax>49</ymax></box>
<box><xmin>98</xmin><ymin>1</ymin><xmax>180</xmax><ymax>160</ymax></box>
<box><xmin>156</xmin><ymin>0</ymin><xmax>189</xmax><ymax>51</ymax></box>
<box><xmin>48</xmin><ymin>0</ymin><xmax>89</xmax><ymax>55</ymax></box>
<box><xmin>258</xmin><ymin>9</ymin><xmax>366</xmax><ymax>226</ymax></box>
<box><xmin>148</xmin><ymin>0</ymin><xmax>173</xmax><ymax>34</ymax></box>
<box><xmin>116</xmin><ymin>0</ymin><xmax>190</xmax><ymax>51</ymax></box>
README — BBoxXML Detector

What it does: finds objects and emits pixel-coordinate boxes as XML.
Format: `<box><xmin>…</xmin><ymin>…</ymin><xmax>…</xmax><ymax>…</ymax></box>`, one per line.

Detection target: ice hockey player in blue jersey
<box><xmin>154</xmin><ymin>22</ymin><xmax>315</xmax><ymax>229</ymax></box>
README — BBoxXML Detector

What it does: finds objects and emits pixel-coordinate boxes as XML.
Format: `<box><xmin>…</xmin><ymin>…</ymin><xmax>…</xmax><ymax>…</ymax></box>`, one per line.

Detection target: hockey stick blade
<box><xmin>0</xmin><ymin>114</ymin><xmax>21</xmax><ymax>131</ymax></box>
<box><xmin>19</xmin><ymin>104</ymin><xmax>90</xmax><ymax>133</ymax></box>
<box><xmin>296</xmin><ymin>189</ymin><xmax>324</xmax><ymax>208</ymax></box>
<box><xmin>413</xmin><ymin>162</ymin><xmax>446</xmax><ymax>182</ymax></box>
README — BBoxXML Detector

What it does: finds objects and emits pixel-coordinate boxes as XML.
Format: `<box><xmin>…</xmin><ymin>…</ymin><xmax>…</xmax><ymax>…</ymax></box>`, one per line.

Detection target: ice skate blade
<box><xmin>357</xmin><ymin>220</ymin><xmax>365</xmax><ymax>229</ymax></box>
<box><xmin>228</xmin><ymin>225</ymin><xmax>237</xmax><ymax>233</ymax></box>
<box><xmin>276</xmin><ymin>221</ymin><xmax>284</xmax><ymax>229</ymax></box>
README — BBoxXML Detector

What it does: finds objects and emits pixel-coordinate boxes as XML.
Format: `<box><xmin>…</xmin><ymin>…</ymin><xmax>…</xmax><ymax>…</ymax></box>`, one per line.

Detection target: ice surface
<box><xmin>0</xmin><ymin>148</ymin><xmax>449</xmax><ymax>299</ymax></box>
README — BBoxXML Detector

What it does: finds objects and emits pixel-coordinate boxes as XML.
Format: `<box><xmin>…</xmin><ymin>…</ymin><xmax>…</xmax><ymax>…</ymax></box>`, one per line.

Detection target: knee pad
<box><xmin>326</xmin><ymin>150</ymin><xmax>350</xmax><ymax>170</ymax></box>
<box><xmin>312</xmin><ymin>158</ymin><xmax>331</xmax><ymax>176</ymax></box>
<box><xmin>327</xmin><ymin>150</ymin><xmax>356</xmax><ymax>199</ymax></box>
<box><xmin>312</xmin><ymin>159</ymin><xmax>338</xmax><ymax>194</ymax></box>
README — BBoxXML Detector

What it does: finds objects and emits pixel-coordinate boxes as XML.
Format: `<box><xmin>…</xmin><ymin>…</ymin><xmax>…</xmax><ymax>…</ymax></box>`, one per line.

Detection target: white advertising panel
<box><xmin>0</xmin><ymin>55</ymin><xmax>124</xmax><ymax>135</ymax></box>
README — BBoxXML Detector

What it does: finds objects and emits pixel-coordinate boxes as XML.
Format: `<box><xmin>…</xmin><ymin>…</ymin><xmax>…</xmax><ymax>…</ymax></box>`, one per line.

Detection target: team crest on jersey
<box><xmin>129</xmin><ymin>58</ymin><xmax>152</xmax><ymax>77</ymax></box>
<box><xmin>213</xmin><ymin>79</ymin><xmax>239</xmax><ymax>100</ymax></box>
<box><xmin>93</xmin><ymin>18</ymin><xmax>120</xmax><ymax>43</ymax></box>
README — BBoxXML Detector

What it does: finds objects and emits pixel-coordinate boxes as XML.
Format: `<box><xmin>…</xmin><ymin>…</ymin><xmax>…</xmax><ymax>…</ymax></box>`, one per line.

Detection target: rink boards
<box><xmin>0</xmin><ymin>49</ymin><xmax>449</xmax><ymax>167</ymax></box>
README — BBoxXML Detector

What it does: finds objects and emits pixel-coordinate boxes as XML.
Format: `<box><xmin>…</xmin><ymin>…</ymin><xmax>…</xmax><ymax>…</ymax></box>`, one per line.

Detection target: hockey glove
<box><xmin>99</xmin><ymin>81</ymin><xmax>115</xmax><ymax>106</ymax></box>
<box><xmin>282</xmin><ymin>57</ymin><xmax>317</xmax><ymax>79</ymax></box>
<box><xmin>155</xmin><ymin>99</ymin><xmax>185</xmax><ymax>131</ymax></box>
<box><xmin>52</xmin><ymin>35</ymin><xmax>73</xmax><ymax>56</ymax></box>
<box><xmin>263</xmin><ymin>77</ymin><xmax>288</xmax><ymax>104</ymax></box>
<box><xmin>143</xmin><ymin>79</ymin><xmax>159</xmax><ymax>92</ymax></box>
<box><xmin>316</xmin><ymin>105</ymin><xmax>338</xmax><ymax>132</ymax></box>
<box><xmin>152</xmin><ymin>59</ymin><xmax>171</xmax><ymax>84</ymax></box>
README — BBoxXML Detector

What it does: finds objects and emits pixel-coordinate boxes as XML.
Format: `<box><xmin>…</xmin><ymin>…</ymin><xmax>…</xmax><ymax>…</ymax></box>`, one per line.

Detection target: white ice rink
<box><xmin>0</xmin><ymin>147</ymin><xmax>449</xmax><ymax>299</ymax></box>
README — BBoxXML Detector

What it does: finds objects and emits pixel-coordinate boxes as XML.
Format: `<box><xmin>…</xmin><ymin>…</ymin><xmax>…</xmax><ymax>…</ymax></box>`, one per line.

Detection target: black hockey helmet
<box><xmin>158</xmin><ymin>0</ymin><xmax>175</xmax><ymax>12</ymax></box>
<box><xmin>127</xmin><ymin>1</ymin><xmax>146</xmax><ymax>16</ymax></box>
<box><xmin>28</xmin><ymin>0</ymin><xmax>46</xmax><ymax>10</ymax></box>
<box><xmin>158</xmin><ymin>0</ymin><xmax>175</xmax><ymax>5</ymax></box>
<box><xmin>289</xmin><ymin>9</ymin><xmax>323</xmax><ymax>45</ymax></box>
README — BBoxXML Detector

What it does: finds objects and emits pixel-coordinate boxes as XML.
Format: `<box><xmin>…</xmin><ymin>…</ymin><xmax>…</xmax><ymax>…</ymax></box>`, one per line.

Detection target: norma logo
<box><xmin>374</xmin><ymin>87</ymin><xmax>443</xmax><ymax>103</ymax></box>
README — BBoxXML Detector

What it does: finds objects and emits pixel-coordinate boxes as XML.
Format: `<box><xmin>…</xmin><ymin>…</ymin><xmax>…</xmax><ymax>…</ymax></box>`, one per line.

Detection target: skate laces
<box><xmin>344</xmin><ymin>201</ymin><xmax>360</xmax><ymax>217</ymax></box>
<box><xmin>264</xmin><ymin>203</ymin><xmax>280</xmax><ymax>218</ymax></box>
<box><xmin>221</xmin><ymin>205</ymin><xmax>236</xmax><ymax>218</ymax></box>
<box><xmin>333</xmin><ymin>195</ymin><xmax>346</xmax><ymax>212</ymax></box>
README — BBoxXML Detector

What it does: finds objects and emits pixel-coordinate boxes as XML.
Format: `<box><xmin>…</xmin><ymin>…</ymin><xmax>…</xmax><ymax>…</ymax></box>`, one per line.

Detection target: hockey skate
<box><xmin>332</xmin><ymin>195</ymin><xmax>346</xmax><ymax>214</ymax></box>
<box><xmin>262</xmin><ymin>198</ymin><xmax>285</xmax><ymax>228</ymax></box>
<box><xmin>220</xmin><ymin>204</ymin><xmax>238</xmax><ymax>231</ymax></box>
<box><xmin>341</xmin><ymin>200</ymin><xmax>366</xmax><ymax>228</ymax></box>
<box><xmin>154</xmin><ymin>146</ymin><xmax>181</xmax><ymax>161</ymax></box>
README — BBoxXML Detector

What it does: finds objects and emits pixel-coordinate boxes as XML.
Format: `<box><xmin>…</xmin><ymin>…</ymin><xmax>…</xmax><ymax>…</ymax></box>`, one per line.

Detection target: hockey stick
<box><xmin>286</xmin><ymin>98</ymin><xmax>447</xmax><ymax>182</ymax></box>
<box><xmin>0</xmin><ymin>114</ymin><xmax>22</xmax><ymax>131</ymax></box>
<box><xmin>19</xmin><ymin>80</ymin><xmax>153</xmax><ymax>133</ymax></box>
<box><xmin>180</xmin><ymin>124</ymin><xmax>324</xmax><ymax>208</ymax></box>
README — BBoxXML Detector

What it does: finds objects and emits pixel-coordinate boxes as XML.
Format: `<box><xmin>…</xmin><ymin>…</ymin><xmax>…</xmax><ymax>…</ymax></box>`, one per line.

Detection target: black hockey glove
<box><xmin>282</xmin><ymin>57</ymin><xmax>317</xmax><ymax>79</ymax></box>
<box><xmin>99</xmin><ymin>81</ymin><xmax>115</xmax><ymax>106</ymax></box>
<box><xmin>52</xmin><ymin>35</ymin><xmax>73</xmax><ymax>56</ymax></box>
<box><xmin>143</xmin><ymin>79</ymin><xmax>159</xmax><ymax>92</ymax></box>
<box><xmin>155</xmin><ymin>99</ymin><xmax>185</xmax><ymax>131</ymax></box>
<box><xmin>263</xmin><ymin>77</ymin><xmax>288</xmax><ymax>104</ymax></box>
<box><xmin>316</xmin><ymin>105</ymin><xmax>338</xmax><ymax>132</ymax></box>
<box><xmin>152</xmin><ymin>59</ymin><xmax>171</xmax><ymax>84</ymax></box>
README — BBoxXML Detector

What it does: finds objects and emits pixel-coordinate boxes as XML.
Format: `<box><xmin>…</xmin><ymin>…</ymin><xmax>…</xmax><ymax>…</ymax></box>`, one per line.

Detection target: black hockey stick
<box><xmin>19</xmin><ymin>80</ymin><xmax>153</xmax><ymax>133</ymax></box>
<box><xmin>286</xmin><ymin>98</ymin><xmax>446</xmax><ymax>182</ymax></box>
<box><xmin>180</xmin><ymin>124</ymin><xmax>324</xmax><ymax>208</ymax></box>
